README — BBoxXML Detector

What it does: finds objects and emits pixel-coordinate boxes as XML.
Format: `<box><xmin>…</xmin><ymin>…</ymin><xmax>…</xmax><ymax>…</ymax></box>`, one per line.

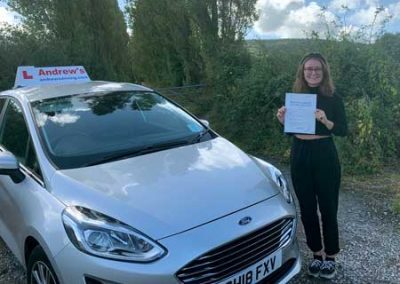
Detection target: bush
<box><xmin>209</xmin><ymin>51</ymin><xmax>293</xmax><ymax>159</ymax></box>
<box><xmin>209</xmin><ymin>36</ymin><xmax>400</xmax><ymax>175</ymax></box>
<box><xmin>337</xmin><ymin>97</ymin><xmax>383</xmax><ymax>174</ymax></box>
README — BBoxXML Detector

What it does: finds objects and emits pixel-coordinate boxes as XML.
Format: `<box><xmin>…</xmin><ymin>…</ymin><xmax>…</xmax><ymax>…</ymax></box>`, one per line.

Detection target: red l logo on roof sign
<box><xmin>22</xmin><ymin>70</ymin><xmax>33</xmax><ymax>79</ymax></box>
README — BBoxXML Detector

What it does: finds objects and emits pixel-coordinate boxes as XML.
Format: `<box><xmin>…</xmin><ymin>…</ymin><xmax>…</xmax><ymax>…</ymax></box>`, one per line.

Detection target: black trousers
<box><xmin>290</xmin><ymin>136</ymin><xmax>341</xmax><ymax>255</ymax></box>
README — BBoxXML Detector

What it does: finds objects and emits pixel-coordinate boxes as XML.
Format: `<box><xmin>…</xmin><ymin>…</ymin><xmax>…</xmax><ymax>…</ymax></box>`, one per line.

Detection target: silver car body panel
<box><xmin>0</xmin><ymin>81</ymin><xmax>300</xmax><ymax>283</ymax></box>
<box><xmin>54</xmin><ymin>194</ymin><xmax>299</xmax><ymax>284</ymax></box>
<box><xmin>54</xmin><ymin>137</ymin><xmax>280</xmax><ymax>240</ymax></box>
<box><xmin>0</xmin><ymin>169</ymin><xmax>67</xmax><ymax>265</ymax></box>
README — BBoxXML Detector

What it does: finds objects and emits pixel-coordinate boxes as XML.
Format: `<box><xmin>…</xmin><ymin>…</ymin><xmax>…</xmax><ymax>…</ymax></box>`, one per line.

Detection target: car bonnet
<box><xmin>51</xmin><ymin>137</ymin><xmax>280</xmax><ymax>240</ymax></box>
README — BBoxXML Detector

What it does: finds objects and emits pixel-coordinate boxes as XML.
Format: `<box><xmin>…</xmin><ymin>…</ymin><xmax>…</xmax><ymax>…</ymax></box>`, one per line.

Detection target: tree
<box><xmin>5</xmin><ymin>0</ymin><xmax>131</xmax><ymax>81</ymax></box>
<box><xmin>125</xmin><ymin>0</ymin><xmax>258</xmax><ymax>87</ymax></box>
<box><xmin>187</xmin><ymin>0</ymin><xmax>258</xmax><ymax>86</ymax></box>
<box><xmin>188</xmin><ymin>0</ymin><xmax>258</xmax><ymax>44</ymax></box>
<box><xmin>126</xmin><ymin>0</ymin><xmax>204</xmax><ymax>86</ymax></box>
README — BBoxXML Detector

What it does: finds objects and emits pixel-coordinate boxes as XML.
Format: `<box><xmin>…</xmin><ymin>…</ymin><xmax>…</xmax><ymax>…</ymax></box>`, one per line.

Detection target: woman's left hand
<box><xmin>315</xmin><ymin>109</ymin><xmax>327</xmax><ymax>124</ymax></box>
<box><xmin>315</xmin><ymin>109</ymin><xmax>334</xmax><ymax>130</ymax></box>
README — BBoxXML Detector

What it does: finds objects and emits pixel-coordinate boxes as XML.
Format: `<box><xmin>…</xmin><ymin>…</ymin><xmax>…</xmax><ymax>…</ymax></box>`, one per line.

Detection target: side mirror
<box><xmin>0</xmin><ymin>152</ymin><xmax>25</xmax><ymax>183</ymax></box>
<box><xmin>199</xmin><ymin>119</ymin><xmax>210</xmax><ymax>128</ymax></box>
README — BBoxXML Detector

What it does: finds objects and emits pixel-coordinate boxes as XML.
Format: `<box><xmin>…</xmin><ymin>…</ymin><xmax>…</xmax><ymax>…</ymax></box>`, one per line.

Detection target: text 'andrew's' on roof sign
<box><xmin>14</xmin><ymin>66</ymin><xmax>91</xmax><ymax>88</ymax></box>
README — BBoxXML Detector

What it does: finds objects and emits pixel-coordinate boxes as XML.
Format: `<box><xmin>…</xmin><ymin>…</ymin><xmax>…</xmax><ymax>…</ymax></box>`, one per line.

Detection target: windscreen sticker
<box><xmin>187</xmin><ymin>123</ymin><xmax>203</xmax><ymax>132</ymax></box>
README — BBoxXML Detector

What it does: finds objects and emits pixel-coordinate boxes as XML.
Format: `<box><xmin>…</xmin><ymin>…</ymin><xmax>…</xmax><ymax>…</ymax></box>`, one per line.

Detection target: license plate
<box><xmin>218</xmin><ymin>250</ymin><xmax>282</xmax><ymax>284</ymax></box>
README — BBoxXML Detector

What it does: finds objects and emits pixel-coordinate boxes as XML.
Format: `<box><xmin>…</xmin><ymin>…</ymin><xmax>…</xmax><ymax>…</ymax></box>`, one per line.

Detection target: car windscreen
<box><xmin>31</xmin><ymin>91</ymin><xmax>211</xmax><ymax>169</ymax></box>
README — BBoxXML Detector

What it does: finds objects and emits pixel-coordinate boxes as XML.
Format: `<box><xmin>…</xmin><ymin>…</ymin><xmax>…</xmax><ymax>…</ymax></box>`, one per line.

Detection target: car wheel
<box><xmin>27</xmin><ymin>246</ymin><xmax>59</xmax><ymax>284</ymax></box>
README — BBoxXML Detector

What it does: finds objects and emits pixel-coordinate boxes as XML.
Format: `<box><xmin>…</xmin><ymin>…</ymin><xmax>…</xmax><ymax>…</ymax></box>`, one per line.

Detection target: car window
<box><xmin>0</xmin><ymin>98</ymin><xmax>6</xmax><ymax>114</ymax></box>
<box><xmin>31</xmin><ymin>91</ymin><xmax>212</xmax><ymax>169</ymax></box>
<box><xmin>0</xmin><ymin>99</ymin><xmax>42</xmax><ymax>178</ymax></box>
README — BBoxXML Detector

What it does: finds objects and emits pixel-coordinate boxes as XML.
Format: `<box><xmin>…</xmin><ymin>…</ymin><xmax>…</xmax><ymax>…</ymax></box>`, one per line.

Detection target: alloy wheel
<box><xmin>31</xmin><ymin>261</ymin><xmax>57</xmax><ymax>284</ymax></box>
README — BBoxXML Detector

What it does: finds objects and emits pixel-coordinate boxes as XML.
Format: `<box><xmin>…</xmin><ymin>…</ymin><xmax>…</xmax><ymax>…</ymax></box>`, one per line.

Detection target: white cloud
<box><xmin>350</xmin><ymin>5</ymin><xmax>391</xmax><ymax>26</ymax></box>
<box><xmin>278</xmin><ymin>3</ymin><xmax>325</xmax><ymax>37</ymax></box>
<box><xmin>34</xmin><ymin>111</ymin><xmax>80</xmax><ymax>127</ymax></box>
<box><xmin>0</xmin><ymin>7</ymin><xmax>12</xmax><ymax>24</ymax></box>
<box><xmin>364</xmin><ymin>0</ymin><xmax>380</xmax><ymax>6</ymax></box>
<box><xmin>49</xmin><ymin>113</ymin><xmax>80</xmax><ymax>126</ymax></box>
<box><xmin>252</xmin><ymin>0</ymin><xmax>400</xmax><ymax>39</ymax></box>
<box><xmin>388</xmin><ymin>2</ymin><xmax>400</xmax><ymax>21</ymax></box>
<box><xmin>254</xmin><ymin>0</ymin><xmax>337</xmax><ymax>38</ymax></box>
<box><xmin>264</xmin><ymin>0</ymin><xmax>304</xmax><ymax>11</ymax></box>
<box><xmin>255</xmin><ymin>0</ymin><xmax>304</xmax><ymax>33</ymax></box>
<box><xmin>329</xmin><ymin>0</ymin><xmax>362</xmax><ymax>11</ymax></box>
<box><xmin>0</xmin><ymin>5</ymin><xmax>20</xmax><ymax>26</ymax></box>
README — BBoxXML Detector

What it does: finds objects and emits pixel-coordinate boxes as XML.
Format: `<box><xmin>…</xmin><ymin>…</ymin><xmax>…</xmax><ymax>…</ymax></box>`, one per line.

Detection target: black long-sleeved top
<box><xmin>315</xmin><ymin>93</ymin><xmax>347</xmax><ymax>136</ymax></box>
<box><xmin>287</xmin><ymin>88</ymin><xmax>348</xmax><ymax>136</ymax></box>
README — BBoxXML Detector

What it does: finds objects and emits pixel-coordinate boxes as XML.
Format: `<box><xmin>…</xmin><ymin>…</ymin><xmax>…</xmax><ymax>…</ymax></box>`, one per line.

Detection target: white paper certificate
<box><xmin>284</xmin><ymin>93</ymin><xmax>317</xmax><ymax>134</ymax></box>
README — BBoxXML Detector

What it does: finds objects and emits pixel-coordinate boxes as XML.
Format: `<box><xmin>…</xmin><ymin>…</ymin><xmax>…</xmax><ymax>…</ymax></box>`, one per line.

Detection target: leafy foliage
<box><xmin>0</xmin><ymin>1</ymin><xmax>399</xmax><ymax>179</ymax></box>
<box><xmin>125</xmin><ymin>0</ymin><xmax>204</xmax><ymax>86</ymax></box>
<box><xmin>216</xmin><ymin>36</ymin><xmax>400</xmax><ymax>174</ymax></box>
<box><xmin>125</xmin><ymin>0</ymin><xmax>257</xmax><ymax>87</ymax></box>
<box><xmin>1</xmin><ymin>0</ymin><xmax>131</xmax><ymax>86</ymax></box>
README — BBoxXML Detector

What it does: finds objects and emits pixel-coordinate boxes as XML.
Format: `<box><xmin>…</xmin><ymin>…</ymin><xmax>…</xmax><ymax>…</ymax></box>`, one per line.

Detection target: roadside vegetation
<box><xmin>0</xmin><ymin>0</ymin><xmax>399</xmax><ymax>212</ymax></box>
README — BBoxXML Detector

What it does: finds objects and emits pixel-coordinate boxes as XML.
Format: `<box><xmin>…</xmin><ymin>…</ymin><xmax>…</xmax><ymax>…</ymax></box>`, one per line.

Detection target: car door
<box><xmin>0</xmin><ymin>97</ymin><xmax>45</xmax><ymax>261</ymax></box>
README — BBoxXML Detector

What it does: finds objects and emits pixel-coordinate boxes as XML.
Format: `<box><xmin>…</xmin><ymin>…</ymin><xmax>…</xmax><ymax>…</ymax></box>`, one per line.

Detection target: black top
<box><xmin>315</xmin><ymin>91</ymin><xmax>347</xmax><ymax>136</ymax></box>
<box><xmin>288</xmin><ymin>87</ymin><xmax>348</xmax><ymax>136</ymax></box>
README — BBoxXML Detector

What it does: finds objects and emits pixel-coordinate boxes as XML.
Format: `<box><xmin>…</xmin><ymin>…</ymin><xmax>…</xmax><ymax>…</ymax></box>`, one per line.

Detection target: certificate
<box><xmin>284</xmin><ymin>93</ymin><xmax>317</xmax><ymax>134</ymax></box>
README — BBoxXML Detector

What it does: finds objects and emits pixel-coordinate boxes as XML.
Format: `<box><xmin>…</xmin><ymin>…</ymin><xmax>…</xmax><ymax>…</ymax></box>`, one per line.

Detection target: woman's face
<box><xmin>303</xmin><ymin>58</ymin><xmax>323</xmax><ymax>87</ymax></box>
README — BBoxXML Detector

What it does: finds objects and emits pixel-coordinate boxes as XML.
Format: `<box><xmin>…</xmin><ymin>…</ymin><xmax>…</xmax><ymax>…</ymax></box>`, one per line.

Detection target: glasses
<box><xmin>304</xmin><ymin>67</ymin><xmax>323</xmax><ymax>73</ymax></box>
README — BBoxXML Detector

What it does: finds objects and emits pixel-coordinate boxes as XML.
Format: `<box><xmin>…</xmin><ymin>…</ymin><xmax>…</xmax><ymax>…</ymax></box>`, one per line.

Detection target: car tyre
<box><xmin>27</xmin><ymin>246</ymin><xmax>59</xmax><ymax>284</ymax></box>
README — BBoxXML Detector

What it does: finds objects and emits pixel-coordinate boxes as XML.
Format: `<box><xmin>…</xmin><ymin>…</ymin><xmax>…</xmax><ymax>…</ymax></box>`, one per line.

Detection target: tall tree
<box><xmin>126</xmin><ymin>0</ymin><xmax>258</xmax><ymax>87</ymax></box>
<box><xmin>187</xmin><ymin>0</ymin><xmax>258</xmax><ymax>88</ymax></box>
<box><xmin>188</xmin><ymin>0</ymin><xmax>258</xmax><ymax>44</ymax></box>
<box><xmin>6</xmin><ymin>0</ymin><xmax>131</xmax><ymax>81</ymax></box>
<box><xmin>126</xmin><ymin>0</ymin><xmax>204</xmax><ymax>86</ymax></box>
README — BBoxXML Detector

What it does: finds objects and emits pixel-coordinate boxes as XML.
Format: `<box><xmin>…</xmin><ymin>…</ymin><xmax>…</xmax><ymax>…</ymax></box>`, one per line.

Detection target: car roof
<box><xmin>0</xmin><ymin>81</ymin><xmax>153</xmax><ymax>102</ymax></box>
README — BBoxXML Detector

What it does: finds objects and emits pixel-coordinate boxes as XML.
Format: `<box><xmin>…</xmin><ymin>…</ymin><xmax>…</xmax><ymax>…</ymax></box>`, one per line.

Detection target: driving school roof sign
<box><xmin>14</xmin><ymin>66</ymin><xmax>91</xmax><ymax>88</ymax></box>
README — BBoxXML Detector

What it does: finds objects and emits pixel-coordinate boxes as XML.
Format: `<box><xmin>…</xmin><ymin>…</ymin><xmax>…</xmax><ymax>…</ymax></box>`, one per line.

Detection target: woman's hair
<box><xmin>293</xmin><ymin>52</ymin><xmax>335</xmax><ymax>96</ymax></box>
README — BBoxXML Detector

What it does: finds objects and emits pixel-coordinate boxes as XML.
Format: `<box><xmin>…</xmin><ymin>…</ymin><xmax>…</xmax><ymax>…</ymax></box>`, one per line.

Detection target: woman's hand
<box><xmin>315</xmin><ymin>109</ymin><xmax>334</xmax><ymax>130</ymax></box>
<box><xmin>315</xmin><ymin>109</ymin><xmax>327</xmax><ymax>123</ymax></box>
<box><xmin>276</xmin><ymin>106</ymin><xmax>286</xmax><ymax>125</ymax></box>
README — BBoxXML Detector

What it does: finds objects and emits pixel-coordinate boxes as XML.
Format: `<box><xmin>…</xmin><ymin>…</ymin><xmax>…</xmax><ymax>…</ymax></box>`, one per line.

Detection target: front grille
<box><xmin>176</xmin><ymin>217</ymin><xmax>294</xmax><ymax>284</ymax></box>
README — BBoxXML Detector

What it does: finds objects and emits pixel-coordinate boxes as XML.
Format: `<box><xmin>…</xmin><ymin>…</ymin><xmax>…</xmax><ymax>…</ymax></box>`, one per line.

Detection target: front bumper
<box><xmin>53</xmin><ymin>194</ymin><xmax>300</xmax><ymax>284</ymax></box>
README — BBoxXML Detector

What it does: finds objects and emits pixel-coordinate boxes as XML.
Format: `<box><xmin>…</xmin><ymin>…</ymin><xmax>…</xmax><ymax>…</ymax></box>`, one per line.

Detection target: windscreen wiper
<box><xmin>190</xmin><ymin>128</ymin><xmax>211</xmax><ymax>144</ymax></box>
<box><xmin>84</xmin><ymin>140</ymin><xmax>190</xmax><ymax>167</ymax></box>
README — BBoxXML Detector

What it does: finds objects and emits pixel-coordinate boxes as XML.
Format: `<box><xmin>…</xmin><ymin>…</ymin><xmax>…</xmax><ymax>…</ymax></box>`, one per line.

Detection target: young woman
<box><xmin>276</xmin><ymin>52</ymin><xmax>347</xmax><ymax>279</ymax></box>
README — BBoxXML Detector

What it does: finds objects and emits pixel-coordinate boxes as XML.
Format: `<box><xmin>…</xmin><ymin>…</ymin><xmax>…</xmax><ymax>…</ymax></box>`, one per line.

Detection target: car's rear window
<box><xmin>31</xmin><ymin>91</ymin><xmax>210</xmax><ymax>169</ymax></box>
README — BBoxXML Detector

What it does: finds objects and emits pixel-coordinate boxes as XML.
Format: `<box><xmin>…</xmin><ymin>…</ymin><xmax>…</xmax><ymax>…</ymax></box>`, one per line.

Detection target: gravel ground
<box><xmin>0</xmin><ymin>175</ymin><xmax>399</xmax><ymax>284</ymax></box>
<box><xmin>289</xmin><ymin>177</ymin><xmax>400</xmax><ymax>284</ymax></box>
<box><xmin>0</xmin><ymin>238</ymin><xmax>25</xmax><ymax>284</ymax></box>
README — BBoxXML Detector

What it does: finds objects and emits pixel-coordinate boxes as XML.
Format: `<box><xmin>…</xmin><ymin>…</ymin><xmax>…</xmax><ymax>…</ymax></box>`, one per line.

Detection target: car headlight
<box><xmin>62</xmin><ymin>206</ymin><xmax>166</xmax><ymax>262</ymax></box>
<box><xmin>251</xmin><ymin>156</ymin><xmax>293</xmax><ymax>204</ymax></box>
<box><xmin>266</xmin><ymin>164</ymin><xmax>292</xmax><ymax>203</ymax></box>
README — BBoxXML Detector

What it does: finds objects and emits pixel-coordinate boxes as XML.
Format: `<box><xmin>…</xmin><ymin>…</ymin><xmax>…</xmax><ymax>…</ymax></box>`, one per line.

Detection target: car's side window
<box><xmin>0</xmin><ymin>98</ymin><xmax>6</xmax><ymax>113</ymax></box>
<box><xmin>0</xmin><ymin>99</ymin><xmax>42</xmax><ymax>178</ymax></box>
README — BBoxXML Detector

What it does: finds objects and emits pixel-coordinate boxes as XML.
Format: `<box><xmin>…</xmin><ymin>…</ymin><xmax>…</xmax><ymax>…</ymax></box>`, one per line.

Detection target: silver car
<box><xmin>0</xmin><ymin>81</ymin><xmax>300</xmax><ymax>284</ymax></box>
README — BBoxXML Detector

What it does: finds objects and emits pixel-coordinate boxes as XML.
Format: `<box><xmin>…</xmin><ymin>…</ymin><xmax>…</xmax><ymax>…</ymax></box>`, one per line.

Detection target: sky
<box><xmin>1</xmin><ymin>0</ymin><xmax>399</xmax><ymax>40</ymax></box>
<box><xmin>251</xmin><ymin>0</ymin><xmax>400</xmax><ymax>39</ymax></box>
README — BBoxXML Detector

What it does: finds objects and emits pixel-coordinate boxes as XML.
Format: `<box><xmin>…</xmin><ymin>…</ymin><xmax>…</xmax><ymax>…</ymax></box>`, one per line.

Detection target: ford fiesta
<box><xmin>0</xmin><ymin>75</ymin><xmax>300</xmax><ymax>283</ymax></box>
